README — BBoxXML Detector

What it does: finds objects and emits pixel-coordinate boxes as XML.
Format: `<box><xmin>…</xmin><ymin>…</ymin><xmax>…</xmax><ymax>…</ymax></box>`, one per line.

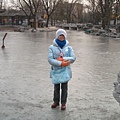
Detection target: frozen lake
<box><xmin>0</xmin><ymin>30</ymin><xmax>120</xmax><ymax>120</ymax></box>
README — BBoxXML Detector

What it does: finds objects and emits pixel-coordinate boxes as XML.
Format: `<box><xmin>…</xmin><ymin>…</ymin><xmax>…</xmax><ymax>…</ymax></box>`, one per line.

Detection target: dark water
<box><xmin>0</xmin><ymin>30</ymin><xmax>120</xmax><ymax>120</ymax></box>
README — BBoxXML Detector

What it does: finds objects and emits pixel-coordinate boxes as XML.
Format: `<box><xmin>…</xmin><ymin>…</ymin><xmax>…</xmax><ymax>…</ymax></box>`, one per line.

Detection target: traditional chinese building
<box><xmin>0</xmin><ymin>10</ymin><xmax>27</xmax><ymax>25</ymax></box>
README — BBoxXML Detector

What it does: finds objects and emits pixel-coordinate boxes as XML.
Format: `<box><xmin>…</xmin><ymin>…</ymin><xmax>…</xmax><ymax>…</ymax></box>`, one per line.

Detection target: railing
<box><xmin>57</xmin><ymin>23</ymin><xmax>83</xmax><ymax>30</ymax></box>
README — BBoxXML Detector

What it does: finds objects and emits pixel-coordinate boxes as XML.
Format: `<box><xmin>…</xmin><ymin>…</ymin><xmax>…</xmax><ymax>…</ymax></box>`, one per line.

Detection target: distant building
<box><xmin>71</xmin><ymin>3</ymin><xmax>83</xmax><ymax>23</ymax></box>
<box><xmin>0</xmin><ymin>10</ymin><xmax>27</xmax><ymax>25</ymax></box>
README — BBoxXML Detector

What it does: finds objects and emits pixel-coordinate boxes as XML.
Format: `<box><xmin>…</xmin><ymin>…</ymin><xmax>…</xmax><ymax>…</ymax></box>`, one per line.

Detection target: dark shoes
<box><xmin>51</xmin><ymin>103</ymin><xmax>59</xmax><ymax>108</ymax></box>
<box><xmin>51</xmin><ymin>103</ymin><xmax>66</xmax><ymax>110</ymax></box>
<box><xmin>61</xmin><ymin>104</ymin><xmax>66</xmax><ymax>110</ymax></box>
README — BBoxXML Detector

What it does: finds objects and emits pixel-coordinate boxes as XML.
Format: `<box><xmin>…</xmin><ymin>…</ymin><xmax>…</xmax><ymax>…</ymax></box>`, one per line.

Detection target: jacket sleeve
<box><xmin>48</xmin><ymin>45</ymin><xmax>62</xmax><ymax>66</ymax></box>
<box><xmin>63</xmin><ymin>46</ymin><xmax>76</xmax><ymax>63</ymax></box>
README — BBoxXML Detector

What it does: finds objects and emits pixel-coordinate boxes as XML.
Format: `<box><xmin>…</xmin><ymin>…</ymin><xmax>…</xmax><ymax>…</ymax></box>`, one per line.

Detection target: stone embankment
<box><xmin>85</xmin><ymin>28</ymin><xmax>120</xmax><ymax>38</ymax></box>
<box><xmin>38</xmin><ymin>27</ymin><xmax>58</xmax><ymax>32</ymax></box>
<box><xmin>0</xmin><ymin>25</ymin><xmax>21</xmax><ymax>32</ymax></box>
<box><xmin>0</xmin><ymin>25</ymin><xmax>58</xmax><ymax>32</ymax></box>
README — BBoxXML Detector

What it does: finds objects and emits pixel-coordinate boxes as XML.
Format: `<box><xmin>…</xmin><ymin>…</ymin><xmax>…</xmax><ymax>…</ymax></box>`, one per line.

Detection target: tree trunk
<box><xmin>102</xmin><ymin>17</ymin><xmax>105</xmax><ymax>29</ymax></box>
<box><xmin>51</xmin><ymin>16</ymin><xmax>53</xmax><ymax>26</ymax></box>
<box><xmin>33</xmin><ymin>15</ymin><xmax>36</xmax><ymax>29</ymax></box>
<box><xmin>46</xmin><ymin>15</ymin><xmax>49</xmax><ymax>27</ymax></box>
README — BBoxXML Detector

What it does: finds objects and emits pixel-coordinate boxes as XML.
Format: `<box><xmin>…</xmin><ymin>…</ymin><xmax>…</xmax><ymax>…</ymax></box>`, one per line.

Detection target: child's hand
<box><xmin>56</xmin><ymin>57</ymin><xmax>63</xmax><ymax>61</ymax></box>
<box><xmin>62</xmin><ymin>59</ymin><xmax>68</xmax><ymax>62</ymax></box>
<box><xmin>61</xmin><ymin>60</ymin><xmax>70</xmax><ymax>66</ymax></box>
<box><xmin>56</xmin><ymin>57</ymin><xmax>68</xmax><ymax>62</ymax></box>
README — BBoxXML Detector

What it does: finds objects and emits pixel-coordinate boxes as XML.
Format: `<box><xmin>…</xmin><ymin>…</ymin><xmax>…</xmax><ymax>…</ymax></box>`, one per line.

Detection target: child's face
<box><xmin>58</xmin><ymin>34</ymin><xmax>65</xmax><ymax>41</ymax></box>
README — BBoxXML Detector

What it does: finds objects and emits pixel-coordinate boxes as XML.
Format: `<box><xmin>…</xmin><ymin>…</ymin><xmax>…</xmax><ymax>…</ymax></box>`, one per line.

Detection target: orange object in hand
<box><xmin>62</xmin><ymin>59</ymin><xmax>67</xmax><ymax>62</ymax></box>
<box><xmin>56</xmin><ymin>57</ymin><xmax>63</xmax><ymax>61</ymax></box>
<box><xmin>61</xmin><ymin>60</ymin><xmax>70</xmax><ymax>66</ymax></box>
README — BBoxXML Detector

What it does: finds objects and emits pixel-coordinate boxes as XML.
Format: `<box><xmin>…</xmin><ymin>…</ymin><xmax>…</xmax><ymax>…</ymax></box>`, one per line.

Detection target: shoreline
<box><xmin>0</xmin><ymin>25</ymin><xmax>58</xmax><ymax>32</ymax></box>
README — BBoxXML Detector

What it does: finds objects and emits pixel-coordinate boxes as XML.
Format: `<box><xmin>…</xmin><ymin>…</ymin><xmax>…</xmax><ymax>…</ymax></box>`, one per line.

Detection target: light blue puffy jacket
<box><xmin>48</xmin><ymin>39</ymin><xmax>76</xmax><ymax>78</ymax></box>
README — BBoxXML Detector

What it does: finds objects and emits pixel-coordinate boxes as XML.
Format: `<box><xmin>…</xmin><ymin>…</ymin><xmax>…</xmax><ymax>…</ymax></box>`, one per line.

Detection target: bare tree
<box><xmin>113</xmin><ymin>0</ymin><xmax>120</xmax><ymax>25</ymax></box>
<box><xmin>0</xmin><ymin>0</ymin><xmax>6</xmax><ymax>12</ymax></box>
<box><xmin>10</xmin><ymin>0</ymin><xmax>42</xmax><ymax>29</ymax></box>
<box><xmin>54</xmin><ymin>0</ymin><xmax>82</xmax><ymax>23</ymax></box>
<box><xmin>85</xmin><ymin>0</ymin><xmax>115</xmax><ymax>28</ymax></box>
<box><xmin>85</xmin><ymin>0</ymin><xmax>100</xmax><ymax>24</ymax></box>
<box><xmin>65</xmin><ymin>0</ymin><xmax>81</xmax><ymax>23</ymax></box>
<box><xmin>72</xmin><ymin>1</ymin><xmax>83</xmax><ymax>23</ymax></box>
<box><xmin>41</xmin><ymin>0</ymin><xmax>62</xmax><ymax>27</ymax></box>
<box><xmin>98</xmin><ymin>0</ymin><xmax>114</xmax><ymax>29</ymax></box>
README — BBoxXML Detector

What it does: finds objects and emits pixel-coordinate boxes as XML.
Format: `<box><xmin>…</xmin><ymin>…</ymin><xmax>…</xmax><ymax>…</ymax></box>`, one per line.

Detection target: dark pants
<box><xmin>53</xmin><ymin>82</ymin><xmax>68</xmax><ymax>105</ymax></box>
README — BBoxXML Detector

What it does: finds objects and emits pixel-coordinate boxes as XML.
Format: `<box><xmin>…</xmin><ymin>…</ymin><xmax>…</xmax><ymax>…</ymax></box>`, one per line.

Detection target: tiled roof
<box><xmin>0</xmin><ymin>10</ymin><xmax>28</xmax><ymax>16</ymax></box>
